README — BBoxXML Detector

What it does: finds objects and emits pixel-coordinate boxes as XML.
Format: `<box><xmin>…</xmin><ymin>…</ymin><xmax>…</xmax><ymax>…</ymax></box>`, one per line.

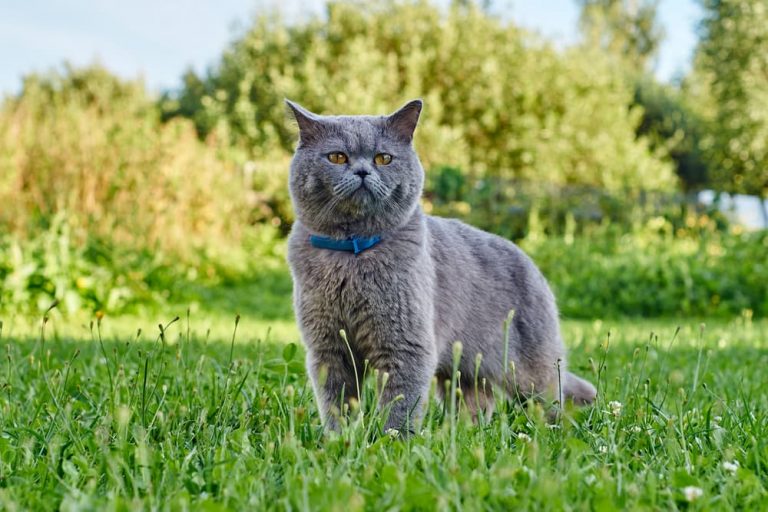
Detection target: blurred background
<box><xmin>1</xmin><ymin>0</ymin><xmax>766</xmax><ymax>322</ymax></box>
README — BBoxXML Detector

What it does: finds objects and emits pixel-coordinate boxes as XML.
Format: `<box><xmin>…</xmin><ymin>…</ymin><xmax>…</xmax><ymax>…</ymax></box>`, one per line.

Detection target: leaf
<box><xmin>282</xmin><ymin>343</ymin><xmax>297</xmax><ymax>363</ymax></box>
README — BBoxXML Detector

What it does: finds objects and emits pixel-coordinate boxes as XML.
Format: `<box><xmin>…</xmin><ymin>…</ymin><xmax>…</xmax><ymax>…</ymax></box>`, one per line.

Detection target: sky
<box><xmin>0</xmin><ymin>0</ymin><xmax>703</xmax><ymax>96</ymax></box>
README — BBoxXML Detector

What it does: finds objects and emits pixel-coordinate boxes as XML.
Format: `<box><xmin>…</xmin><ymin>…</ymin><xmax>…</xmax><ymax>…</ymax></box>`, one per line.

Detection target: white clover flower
<box><xmin>385</xmin><ymin>428</ymin><xmax>400</xmax><ymax>438</ymax></box>
<box><xmin>116</xmin><ymin>405</ymin><xmax>132</xmax><ymax>429</ymax></box>
<box><xmin>608</xmin><ymin>401</ymin><xmax>622</xmax><ymax>417</ymax></box>
<box><xmin>722</xmin><ymin>460</ymin><xmax>739</xmax><ymax>474</ymax></box>
<box><xmin>598</xmin><ymin>445</ymin><xmax>608</xmax><ymax>454</ymax></box>
<box><xmin>631</xmin><ymin>425</ymin><xmax>642</xmax><ymax>433</ymax></box>
<box><xmin>683</xmin><ymin>486</ymin><xmax>703</xmax><ymax>502</ymax></box>
<box><xmin>517</xmin><ymin>433</ymin><xmax>532</xmax><ymax>442</ymax></box>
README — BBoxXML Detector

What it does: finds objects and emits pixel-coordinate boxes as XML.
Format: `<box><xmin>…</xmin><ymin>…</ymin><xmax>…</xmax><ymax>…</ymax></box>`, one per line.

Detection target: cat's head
<box><xmin>286</xmin><ymin>99</ymin><xmax>424</xmax><ymax>238</ymax></box>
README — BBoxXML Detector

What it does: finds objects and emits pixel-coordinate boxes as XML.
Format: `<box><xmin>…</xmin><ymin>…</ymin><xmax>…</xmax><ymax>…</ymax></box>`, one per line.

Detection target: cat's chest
<box><xmin>287</xmin><ymin>221</ymin><xmax>432</xmax><ymax>328</ymax></box>
<box><xmin>290</xmin><ymin>238</ymin><xmax>429</xmax><ymax>328</ymax></box>
<box><xmin>299</xmin><ymin>250</ymin><xmax>401</xmax><ymax>306</ymax></box>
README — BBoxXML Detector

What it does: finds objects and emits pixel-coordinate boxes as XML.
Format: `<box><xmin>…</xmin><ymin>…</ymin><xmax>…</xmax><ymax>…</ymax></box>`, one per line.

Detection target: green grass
<box><xmin>2</xmin><ymin>303</ymin><xmax>767</xmax><ymax>510</ymax></box>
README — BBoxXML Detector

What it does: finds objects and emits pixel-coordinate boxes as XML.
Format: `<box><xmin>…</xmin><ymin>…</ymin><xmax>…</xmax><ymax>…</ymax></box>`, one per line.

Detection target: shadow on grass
<box><xmin>181</xmin><ymin>266</ymin><xmax>294</xmax><ymax>321</ymax></box>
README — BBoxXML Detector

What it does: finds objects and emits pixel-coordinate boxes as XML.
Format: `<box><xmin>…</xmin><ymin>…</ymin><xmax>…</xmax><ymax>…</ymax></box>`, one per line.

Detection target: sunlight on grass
<box><xmin>1</xmin><ymin>310</ymin><xmax>766</xmax><ymax>509</ymax></box>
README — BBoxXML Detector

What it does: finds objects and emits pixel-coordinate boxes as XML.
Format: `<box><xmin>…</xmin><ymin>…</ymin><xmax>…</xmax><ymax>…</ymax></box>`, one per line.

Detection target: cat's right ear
<box><xmin>285</xmin><ymin>99</ymin><xmax>322</xmax><ymax>144</ymax></box>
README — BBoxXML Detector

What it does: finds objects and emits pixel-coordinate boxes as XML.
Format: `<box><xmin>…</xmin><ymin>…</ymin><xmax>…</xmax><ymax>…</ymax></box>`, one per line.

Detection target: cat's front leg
<box><xmin>305</xmin><ymin>344</ymin><xmax>360</xmax><ymax>432</ymax></box>
<box><xmin>368</xmin><ymin>340</ymin><xmax>437</xmax><ymax>435</ymax></box>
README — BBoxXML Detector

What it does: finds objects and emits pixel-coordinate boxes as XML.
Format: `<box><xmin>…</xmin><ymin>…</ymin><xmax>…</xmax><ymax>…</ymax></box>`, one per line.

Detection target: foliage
<box><xmin>525</xmin><ymin>223</ymin><xmax>768</xmax><ymax>318</ymax></box>
<box><xmin>578</xmin><ymin>0</ymin><xmax>664</xmax><ymax>72</ymax></box>
<box><xmin>425</xmin><ymin>169</ymin><xmax>712</xmax><ymax>240</ymax></box>
<box><xmin>0</xmin><ymin>213</ymin><xmax>287</xmax><ymax>316</ymax></box>
<box><xmin>693</xmin><ymin>0</ymin><xmax>768</xmax><ymax>203</ymax></box>
<box><xmin>1</xmin><ymin>317</ymin><xmax>766</xmax><ymax>509</ymax></box>
<box><xmin>4</xmin><ymin>207</ymin><xmax>763</xmax><ymax>320</ymax></box>
<box><xmin>0</xmin><ymin>216</ymin><xmax>193</xmax><ymax>314</ymax></box>
<box><xmin>0</xmin><ymin>215</ymin><xmax>136</xmax><ymax>313</ymax></box>
<box><xmin>164</xmin><ymin>0</ymin><xmax>675</xmax><ymax>228</ymax></box>
<box><xmin>633</xmin><ymin>77</ymin><xmax>709</xmax><ymax>191</ymax></box>
<box><xmin>0</xmin><ymin>64</ymin><xmax>248</xmax><ymax>257</ymax></box>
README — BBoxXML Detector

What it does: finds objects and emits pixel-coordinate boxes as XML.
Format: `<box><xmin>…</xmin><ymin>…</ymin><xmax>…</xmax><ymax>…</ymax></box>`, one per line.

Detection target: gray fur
<box><xmin>285</xmin><ymin>99</ymin><xmax>596</xmax><ymax>432</ymax></box>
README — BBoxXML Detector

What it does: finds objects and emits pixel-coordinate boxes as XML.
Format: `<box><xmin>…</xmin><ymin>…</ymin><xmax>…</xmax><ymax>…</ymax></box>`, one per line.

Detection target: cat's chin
<box><xmin>341</xmin><ymin>187</ymin><xmax>377</xmax><ymax>210</ymax></box>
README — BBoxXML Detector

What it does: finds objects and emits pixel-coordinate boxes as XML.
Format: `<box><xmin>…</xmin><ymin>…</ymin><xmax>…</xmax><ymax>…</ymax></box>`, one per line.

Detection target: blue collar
<box><xmin>309</xmin><ymin>234</ymin><xmax>382</xmax><ymax>255</ymax></box>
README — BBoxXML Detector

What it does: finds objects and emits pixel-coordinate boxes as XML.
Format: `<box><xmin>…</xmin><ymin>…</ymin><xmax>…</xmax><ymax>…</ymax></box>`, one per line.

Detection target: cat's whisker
<box><xmin>316</xmin><ymin>194</ymin><xmax>343</xmax><ymax>227</ymax></box>
<box><xmin>368</xmin><ymin>180</ymin><xmax>390</xmax><ymax>200</ymax></box>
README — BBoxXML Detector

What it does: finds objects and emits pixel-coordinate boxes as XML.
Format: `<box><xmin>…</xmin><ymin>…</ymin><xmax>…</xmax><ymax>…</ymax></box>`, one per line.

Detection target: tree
<box><xmin>577</xmin><ymin>0</ymin><xmax>664</xmax><ymax>72</ymax></box>
<box><xmin>0</xmin><ymin>65</ymin><xmax>246</xmax><ymax>254</ymax></box>
<box><xmin>694</xmin><ymin>0</ymin><xmax>768</xmax><ymax>223</ymax></box>
<box><xmin>164</xmin><ymin>0</ymin><xmax>674</xmax><ymax>196</ymax></box>
<box><xmin>634</xmin><ymin>78</ymin><xmax>709</xmax><ymax>192</ymax></box>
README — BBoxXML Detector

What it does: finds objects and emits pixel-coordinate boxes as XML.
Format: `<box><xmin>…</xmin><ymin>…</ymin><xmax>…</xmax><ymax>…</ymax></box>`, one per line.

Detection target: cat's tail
<box><xmin>563</xmin><ymin>371</ymin><xmax>597</xmax><ymax>405</ymax></box>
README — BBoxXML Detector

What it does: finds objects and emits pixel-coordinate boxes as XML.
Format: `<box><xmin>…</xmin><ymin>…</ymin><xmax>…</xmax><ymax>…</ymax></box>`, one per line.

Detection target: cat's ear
<box><xmin>386</xmin><ymin>99</ymin><xmax>422</xmax><ymax>143</ymax></box>
<box><xmin>285</xmin><ymin>99</ymin><xmax>322</xmax><ymax>144</ymax></box>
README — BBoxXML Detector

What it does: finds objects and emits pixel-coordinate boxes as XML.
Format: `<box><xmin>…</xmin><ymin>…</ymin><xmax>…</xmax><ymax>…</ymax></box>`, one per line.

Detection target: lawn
<box><xmin>1</xmin><ymin>285</ymin><xmax>767</xmax><ymax>510</ymax></box>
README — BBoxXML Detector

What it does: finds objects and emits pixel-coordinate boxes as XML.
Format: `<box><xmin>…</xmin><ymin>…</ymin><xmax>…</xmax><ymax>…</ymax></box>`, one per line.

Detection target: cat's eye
<box><xmin>327</xmin><ymin>152</ymin><xmax>348</xmax><ymax>164</ymax></box>
<box><xmin>374</xmin><ymin>153</ymin><xmax>392</xmax><ymax>165</ymax></box>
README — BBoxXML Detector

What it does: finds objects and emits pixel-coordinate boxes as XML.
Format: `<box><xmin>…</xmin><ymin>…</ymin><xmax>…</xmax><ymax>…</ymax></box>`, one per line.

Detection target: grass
<box><xmin>1</xmin><ymin>299</ymin><xmax>767</xmax><ymax>510</ymax></box>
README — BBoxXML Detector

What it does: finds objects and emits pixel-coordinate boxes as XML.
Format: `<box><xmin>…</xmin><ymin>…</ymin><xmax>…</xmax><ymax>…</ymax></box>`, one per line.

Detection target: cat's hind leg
<box><xmin>562</xmin><ymin>371</ymin><xmax>597</xmax><ymax>405</ymax></box>
<box><xmin>462</xmin><ymin>383</ymin><xmax>495</xmax><ymax>422</ymax></box>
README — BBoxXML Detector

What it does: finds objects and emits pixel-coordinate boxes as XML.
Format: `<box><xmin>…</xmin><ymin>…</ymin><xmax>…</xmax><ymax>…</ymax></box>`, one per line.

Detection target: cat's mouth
<box><xmin>333</xmin><ymin>177</ymin><xmax>390</xmax><ymax>208</ymax></box>
<box><xmin>351</xmin><ymin>183</ymin><xmax>374</xmax><ymax>201</ymax></box>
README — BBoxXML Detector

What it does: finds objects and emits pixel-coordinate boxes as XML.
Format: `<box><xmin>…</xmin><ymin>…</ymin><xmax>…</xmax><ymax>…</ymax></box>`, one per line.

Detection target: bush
<box><xmin>0</xmin><ymin>65</ymin><xmax>248</xmax><ymax>259</ymax></box>
<box><xmin>0</xmin><ymin>65</ymin><xmax>274</xmax><ymax>314</ymax></box>
<box><xmin>0</xmin><ymin>215</ymin><xmax>158</xmax><ymax>313</ymax></box>
<box><xmin>424</xmin><ymin>166</ymin><xmax>722</xmax><ymax>240</ymax></box>
<box><xmin>164</xmin><ymin>0</ymin><xmax>676</xmax><ymax>228</ymax></box>
<box><xmin>524</xmin><ymin>224</ymin><xmax>768</xmax><ymax>318</ymax></box>
<box><xmin>0</xmin><ymin>214</ymin><xmax>287</xmax><ymax>315</ymax></box>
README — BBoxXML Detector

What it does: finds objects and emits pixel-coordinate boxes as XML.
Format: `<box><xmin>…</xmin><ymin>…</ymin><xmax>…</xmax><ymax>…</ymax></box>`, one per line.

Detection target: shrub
<box><xmin>524</xmin><ymin>224</ymin><xmax>768</xmax><ymax>318</ymax></box>
<box><xmin>0</xmin><ymin>65</ymin><xmax>247</xmax><ymax>259</ymax></box>
<box><xmin>164</xmin><ymin>0</ymin><xmax>676</xmax><ymax>228</ymax></box>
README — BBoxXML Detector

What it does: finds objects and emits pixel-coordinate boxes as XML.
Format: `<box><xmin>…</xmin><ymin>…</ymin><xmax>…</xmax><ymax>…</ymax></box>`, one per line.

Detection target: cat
<box><xmin>285</xmin><ymin>99</ymin><xmax>596</xmax><ymax>433</ymax></box>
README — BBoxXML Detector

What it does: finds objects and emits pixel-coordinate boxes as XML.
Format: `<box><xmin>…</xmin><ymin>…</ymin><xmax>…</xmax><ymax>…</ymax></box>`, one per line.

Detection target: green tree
<box><xmin>163</xmin><ymin>0</ymin><xmax>674</xmax><ymax>227</ymax></box>
<box><xmin>0</xmin><ymin>64</ymin><xmax>246</xmax><ymax>256</ymax></box>
<box><xmin>634</xmin><ymin>78</ymin><xmax>709</xmax><ymax>192</ymax></box>
<box><xmin>577</xmin><ymin>0</ymin><xmax>715</xmax><ymax>193</ymax></box>
<box><xmin>577</xmin><ymin>0</ymin><xmax>664</xmax><ymax>72</ymax></box>
<box><xmin>694</xmin><ymin>0</ymin><xmax>768</xmax><ymax>222</ymax></box>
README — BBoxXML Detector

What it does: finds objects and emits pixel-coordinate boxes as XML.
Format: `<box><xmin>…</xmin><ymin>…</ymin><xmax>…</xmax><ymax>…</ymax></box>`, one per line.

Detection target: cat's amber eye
<box><xmin>327</xmin><ymin>152</ymin><xmax>348</xmax><ymax>164</ymax></box>
<box><xmin>374</xmin><ymin>153</ymin><xmax>392</xmax><ymax>165</ymax></box>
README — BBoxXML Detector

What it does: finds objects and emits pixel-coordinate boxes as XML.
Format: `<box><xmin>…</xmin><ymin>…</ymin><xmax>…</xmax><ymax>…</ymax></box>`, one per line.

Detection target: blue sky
<box><xmin>0</xmin><ymin>0</ymin><xmax>703</xmax><ymax>96</ymax></box>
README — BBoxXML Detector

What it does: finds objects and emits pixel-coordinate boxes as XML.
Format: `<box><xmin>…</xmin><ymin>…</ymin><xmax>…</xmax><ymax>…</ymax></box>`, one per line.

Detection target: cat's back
<box><xmin>426</xmin><ymin>215</ymin><xmax>545</xmax><ymax>286</ymax></box>
<box><xmin>425</xmin><ymin>215</ymin><xmax>558</xmax><ymax>352</ymax></box>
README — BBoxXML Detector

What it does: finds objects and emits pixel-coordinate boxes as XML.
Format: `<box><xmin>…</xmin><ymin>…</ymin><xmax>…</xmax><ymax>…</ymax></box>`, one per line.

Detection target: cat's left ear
<box><xmin>386</xmin><ymin>99</ymin><xmax>422</xmax><ymax>143</ymax></box>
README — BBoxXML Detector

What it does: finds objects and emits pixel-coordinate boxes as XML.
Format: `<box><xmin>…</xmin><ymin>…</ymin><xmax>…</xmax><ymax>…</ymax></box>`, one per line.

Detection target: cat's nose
<box><xmin>354</xmin><ymin>169</ymin><xmax>370</xmax><ymax>178</ymax></box>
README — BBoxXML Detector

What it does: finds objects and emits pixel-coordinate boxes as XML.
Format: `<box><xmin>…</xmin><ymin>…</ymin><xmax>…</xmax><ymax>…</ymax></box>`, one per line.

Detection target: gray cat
<box><xmin>285</xmin><ymin>99</ymin><xmax>596</xmax><ymax>433</ymax></box>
